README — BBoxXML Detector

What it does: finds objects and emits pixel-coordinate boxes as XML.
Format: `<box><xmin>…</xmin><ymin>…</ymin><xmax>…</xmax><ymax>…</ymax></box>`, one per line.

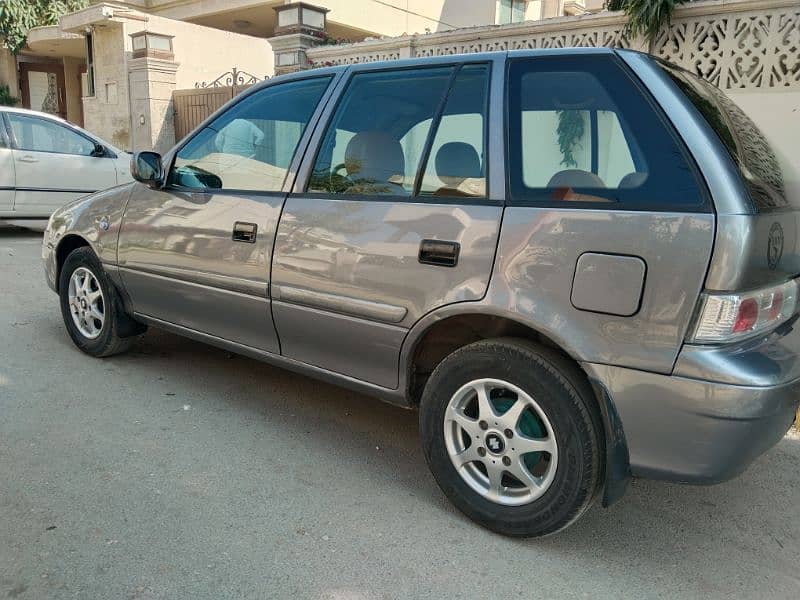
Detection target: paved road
<box><xmin>1</xmin><ymin>224</ymin><xmax>798</xmax><ymax>600</ymax></box>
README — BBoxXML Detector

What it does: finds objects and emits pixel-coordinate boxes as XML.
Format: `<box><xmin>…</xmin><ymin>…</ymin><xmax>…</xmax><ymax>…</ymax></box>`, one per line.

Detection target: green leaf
<box><xmin>605</xmin><ymin>0</ymin><xmax>689</xmax><ymax>44</ymax></box>
<box><xmin>1</xmin><ymin>0</ymin><xmax>88</xmax><ymax>55</ymax></box>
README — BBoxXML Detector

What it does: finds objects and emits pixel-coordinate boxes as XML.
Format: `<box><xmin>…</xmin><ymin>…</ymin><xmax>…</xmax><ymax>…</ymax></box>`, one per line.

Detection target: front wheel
<box><xmin>419</xmin><ymin>338</ymin><xmax>604</xmax><ymax>537</ymax></box>
<box><xmin>58</xmin><ymin>247</ymin><xmax>144</xmax><ymax>357</ymax></box>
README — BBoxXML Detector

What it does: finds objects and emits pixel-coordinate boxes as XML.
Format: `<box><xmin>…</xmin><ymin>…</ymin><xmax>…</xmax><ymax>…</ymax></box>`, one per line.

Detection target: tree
<box><xmin>607</xmin><ymin>0</ymin><xmax>689</xmax><ymax>45</ymax></box>
<box><xmin>0</xmin><ymin>0</ymin><xmax>87</xmax><ymax>55</ymax></box>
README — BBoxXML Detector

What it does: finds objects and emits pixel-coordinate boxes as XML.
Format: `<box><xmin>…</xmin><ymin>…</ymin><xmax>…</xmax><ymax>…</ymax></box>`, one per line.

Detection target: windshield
<box><xmin>656</xmin><ymin>59</ymin><xmax>789</xmax><ymax>212</ymax></box>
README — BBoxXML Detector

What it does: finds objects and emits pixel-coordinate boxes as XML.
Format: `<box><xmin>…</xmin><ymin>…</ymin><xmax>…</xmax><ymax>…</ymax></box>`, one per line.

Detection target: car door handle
<box><xmin>418</xmin><ymin>239</ymin><xmax>460</xmax><ymax>267</ymax></box>
<box><xmin>18</xmin><ymin>155</ymin><xmax>38</xmax><ymax>163</ymax></box>
<box><xmin>232</xmin><ymin>221</ymin><xmax>257</xmax><ymax>243</ymax></box>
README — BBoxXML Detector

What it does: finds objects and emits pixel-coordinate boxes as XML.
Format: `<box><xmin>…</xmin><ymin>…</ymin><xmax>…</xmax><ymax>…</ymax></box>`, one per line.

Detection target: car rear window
<box><xmin>656</xmin><ymin>60</ymin><xmax>789</xmax><ymax>212</ymax></box>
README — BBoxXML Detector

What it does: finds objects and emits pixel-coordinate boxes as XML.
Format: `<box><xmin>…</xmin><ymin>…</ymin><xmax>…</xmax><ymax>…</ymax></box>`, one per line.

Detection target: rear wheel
<box><xmin>58</xmin><ymin>247</ymin><xmax>144</xmax><ymax>357</ymax></box>
<box><xmin>419</xmin><ymin>338</ymin><xmax>603</xmax><ymax>537</ymax></box>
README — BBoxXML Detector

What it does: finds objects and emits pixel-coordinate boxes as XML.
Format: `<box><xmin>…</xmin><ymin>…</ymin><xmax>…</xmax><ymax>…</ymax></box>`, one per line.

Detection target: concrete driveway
<box><xmin>1</xmin><ymin>224</ymin><xmax>798</xmax><ymax>599</ymax></box>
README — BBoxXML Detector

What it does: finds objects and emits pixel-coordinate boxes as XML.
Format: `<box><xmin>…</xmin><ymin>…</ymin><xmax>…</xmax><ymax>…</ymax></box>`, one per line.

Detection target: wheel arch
<box><xmin>54</xmin><ymin>234</ymin><xmax>93</xmax><ymax>293</ymax></box>
<box><xmin>400</xmin><ymin>306</ymin><xmax>631</xmax><ymax>506</ymax></box>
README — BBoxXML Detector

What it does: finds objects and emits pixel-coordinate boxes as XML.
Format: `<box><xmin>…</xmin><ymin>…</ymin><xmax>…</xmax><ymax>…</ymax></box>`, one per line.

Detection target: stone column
<box><xmin>127</xmin><ymin>56</ymin><xmax>179</xmax><ymax>153</ymax></box>
<box><xmin>269</xmin><ymin>33</ymin><xmax>321</xmax><ymax>75</ymax></box>
<box><xmin>269</xmin><ymin>2</ymin><xmax>330</xmax><ymax>75</ymax></box>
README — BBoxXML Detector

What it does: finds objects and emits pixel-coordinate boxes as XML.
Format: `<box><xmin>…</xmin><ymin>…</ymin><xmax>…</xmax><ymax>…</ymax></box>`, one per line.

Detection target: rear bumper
<box><xmin>585</xmin><ymin>363</ymin><xmax>798</xmax><ymax>483</ymax></box>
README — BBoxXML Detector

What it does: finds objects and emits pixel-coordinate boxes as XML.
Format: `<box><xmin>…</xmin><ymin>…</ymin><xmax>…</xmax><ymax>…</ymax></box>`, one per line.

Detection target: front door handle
<box><xmin>18</xmin><ymin>155</ymin><xmax>38</xmax><ymax>163</ymax></box>
<box><xmin>419</xmin><ymin>239</ymin><xmax>460</xmax><ymax>267</ymax></box>
<box><xmin>232</xmin><ymin>221</ymin><xmax>257</xmax><ymax>243</ymax></box>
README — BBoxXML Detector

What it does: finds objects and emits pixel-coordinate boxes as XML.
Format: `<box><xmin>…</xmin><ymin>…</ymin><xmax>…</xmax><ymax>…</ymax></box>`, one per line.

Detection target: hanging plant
<box><xmin>556</xmin><ymin>110</ymin><xmax>584</xmax><ymax>168</ymax></box>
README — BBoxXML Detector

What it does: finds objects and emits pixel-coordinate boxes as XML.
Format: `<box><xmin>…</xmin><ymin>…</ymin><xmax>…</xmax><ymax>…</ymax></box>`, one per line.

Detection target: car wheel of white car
<box><xmin>58</xmin><ymin>247</ymin><xmax>143</xmax><ymax>357</ymax></box>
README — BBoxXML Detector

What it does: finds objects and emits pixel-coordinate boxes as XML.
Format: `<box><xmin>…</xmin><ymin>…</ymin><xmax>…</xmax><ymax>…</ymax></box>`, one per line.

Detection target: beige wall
<box><xmin>62</xmin><ymin>57</ymin><xmax>84</xmax><ymax>124</ymax></box>
<box><xmin>82</xmin><ymin>21</ymin><xmax>133</xmax><ymax>150</ymax></box>
<box><xmin>729</xmin><ymin>90</ymin><xmax>800</xmax><ymax>209</ymax></box>
<box><xmin>0</xmin><ymin>48</ymin><xmax>19</xmax><ymax>100</ymax></box>
<box><xmin>127</xmin><ymin>0</ymin><xmax>503</xmax><ymax>36</ymax></box>
<box><xmin>322</xmin><ymin>0</ymin><xmax>497</xmax><ymax>35</ymax></box>
<box><xmin>80</xmin><ymin>11</ymin><xmax>272</xmax><ymax>151</ymax></box>
<box><xmin>141</xmin><ymin>14</ymin><xmax>273</xmax><ymax>88</ymax></box>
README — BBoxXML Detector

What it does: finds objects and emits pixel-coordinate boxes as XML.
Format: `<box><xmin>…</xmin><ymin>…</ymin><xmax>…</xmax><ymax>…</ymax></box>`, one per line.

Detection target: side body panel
<box><xmin>487</xmin><ymin>208</ymin><xmax>714</xmax><ymax>373</ymax></box>
<box><xmin>271</xmin><ymin>54</ymin><xmax>507</xmax><ymax>389</ymax></box>
<box><xmin>117</xmin><ymin>185</ymin><xmax>283</xmax><ymax>353</ymax></box>
<box><xmin>115</xmin><ymin>71</ymin><xmax>344</xmax><ymax>354</ymax></box>
<box><xmin>43</xmin><ymin>183</ymin><xmax>135</xmax><ymax>290</ymax></box>
<box><xmin>272</xmin><ymin>201</ymin><xmax>503</xmax><ymax>387</ymax></box>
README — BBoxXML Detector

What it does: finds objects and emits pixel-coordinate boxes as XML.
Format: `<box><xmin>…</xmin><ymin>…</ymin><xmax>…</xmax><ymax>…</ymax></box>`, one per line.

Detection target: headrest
<box><xmin>435</xmin><ymin>142</ymin><xmax>481</xmax><ymax>181</ymax></box>
<box><xmin>344</xmin><ymin>131</ymin><xmax>405</xmax><ymax>184</ymax></box>
<box><xmin>547</xmin><ymin>169</ymin><xmax>606</xmax><ymax>189</ymax></box>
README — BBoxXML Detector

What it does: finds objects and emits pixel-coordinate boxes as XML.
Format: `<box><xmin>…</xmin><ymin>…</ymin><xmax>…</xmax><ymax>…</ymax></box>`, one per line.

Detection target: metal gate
<box><xmin>172</xmin><ymin>68</ymin><xmax>265</xmax><ymax>142</ymax></box>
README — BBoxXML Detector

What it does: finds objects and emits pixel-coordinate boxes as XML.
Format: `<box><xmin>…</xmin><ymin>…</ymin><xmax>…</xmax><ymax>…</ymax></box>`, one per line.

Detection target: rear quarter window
<box><xmin>507</xmin><ymin>54</ymin><xmax>707</xmax><ymax>211</ymax></box>
<box><xmin>656</xmin><ymin>59</ymin><xmax>789</xmax><ymax>212</ymax></box>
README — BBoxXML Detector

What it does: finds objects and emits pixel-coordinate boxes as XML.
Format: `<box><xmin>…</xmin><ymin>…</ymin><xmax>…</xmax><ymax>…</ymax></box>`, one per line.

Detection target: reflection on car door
<box><xmin>117</xmin><ymin>76</ymin><xmax>336</xmax><ymax>353</ymax></box>
<box><xmin>4</xmin><ymin>112</ymin><xmax>117</xmax><ymax>216</ymax></box>
<box><xmin>271</xmin><ymin>60</ymin><xmax>504</xmax><ymax>388</ymax></box>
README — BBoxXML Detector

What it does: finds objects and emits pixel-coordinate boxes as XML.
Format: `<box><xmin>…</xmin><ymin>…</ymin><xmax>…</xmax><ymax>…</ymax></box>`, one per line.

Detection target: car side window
<box><xmin>418</xmin><ymin>64</ymin><xmax>489</xmax><ymax>198</ymax></box>
<box><xmin>168</xmin><ymin>76</ymin><xmax>332</xmax><ymax>192</ymax></box>
<box><xmin>507</xmin><ymin>55</ymin><xmax>705</xmax><ymax>209</ymax></box>
<box><xmin>307</xmin><ymin>66</ymin><xmax>457</xmax><ymax>196</ymax></box>
<box><xmin>7</xmin><ymin>113</ymin><xmax>96</xmax><ymax>156</ymax></box>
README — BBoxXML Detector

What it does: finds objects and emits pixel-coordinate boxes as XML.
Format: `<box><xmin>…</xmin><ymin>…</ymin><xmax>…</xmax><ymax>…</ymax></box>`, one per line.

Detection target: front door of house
<box><xmin>19</xmin><ymin>63</ymin><xmax>67</xmax><ymax>120</ymax></box>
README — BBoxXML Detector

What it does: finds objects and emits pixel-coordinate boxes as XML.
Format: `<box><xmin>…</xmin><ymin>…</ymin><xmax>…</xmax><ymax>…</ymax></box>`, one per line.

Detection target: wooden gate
<box><xmin>172</xmin><ymin>68</ymin><xmax>264</xmax><ymax>142</ymax></box>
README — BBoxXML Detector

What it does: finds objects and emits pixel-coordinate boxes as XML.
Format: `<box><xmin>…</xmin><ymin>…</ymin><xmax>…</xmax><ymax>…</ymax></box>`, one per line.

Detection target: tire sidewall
<box><xmin>58</xmin><ymin>248</ymin><xmax>119</xmax><ymax>355</ymax></box>
<box><xmin>420</xmin><ymin>341</ymin><xmax>600</xmax><ymax>536</ymax></box>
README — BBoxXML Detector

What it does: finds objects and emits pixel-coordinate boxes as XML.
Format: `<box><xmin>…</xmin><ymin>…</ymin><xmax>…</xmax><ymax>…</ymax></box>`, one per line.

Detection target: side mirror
<box><xmin>131</xmin><ymin>151</ymin><xmax>164</xmax><ymax>189</ymax></box>
<box><xmin>91</xmin><ymin>143</ymin><xmax>106</xmax><ymax>157</ymax></box>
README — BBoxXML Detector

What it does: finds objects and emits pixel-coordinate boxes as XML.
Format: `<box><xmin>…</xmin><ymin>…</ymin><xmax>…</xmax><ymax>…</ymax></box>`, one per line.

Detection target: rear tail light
<box><xmin>688</xmin><ymin>279</ymin><xmax>798</xmax><ymax>344</ymax></box>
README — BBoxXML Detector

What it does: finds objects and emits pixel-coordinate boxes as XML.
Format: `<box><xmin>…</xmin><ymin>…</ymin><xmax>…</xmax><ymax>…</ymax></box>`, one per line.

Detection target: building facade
<box><xmin>1</xmin><ymin>1</ymin><xmax>600</xmax><ymax>152</ymax></box>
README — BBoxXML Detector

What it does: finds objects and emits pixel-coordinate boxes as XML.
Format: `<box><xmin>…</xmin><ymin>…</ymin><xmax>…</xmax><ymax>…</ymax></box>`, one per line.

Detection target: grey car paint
<box><xmin>42</xmin><ymin>49</ymin><xmax>800</xmax><ymax>493</ymax></box>
<box><xmin>486</xmin><ymin>208</ymin><xmax>713</xmax><ymax>374</ymax></box>
<box><xmin>116</xmin><ymin>186</ymin><xmax>284</xmax><ymax>353</ymax></box>
<box><xmin>114</xmin><ymin>70</ymin><xmax>346</xmax><ymax>354</ymax></box>
<box><xmin>271</xmin><ymin>200</ymin><xmax>503</xmax><ymax>387</ymax></box>
<box><xmin>571</xmin><ymin>252</ymin><xmax>646</xmax><ymax>317</ymax></box>
<box><xmin>42</xmin><ymin>183</ymin><xmax>135</xmax><ymax>293</ymax></box>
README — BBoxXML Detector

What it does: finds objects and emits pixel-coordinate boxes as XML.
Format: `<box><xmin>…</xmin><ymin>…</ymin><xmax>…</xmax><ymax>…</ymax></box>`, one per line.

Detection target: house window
<box><xmin>84</xmin><ymin>33</ymin><xmax>96</xmax><ymax>97</ymax></box>
<box><xmin>497</xmin><ymin>0</ymin><xmax>526</xmax><ymax>24</ymax></box>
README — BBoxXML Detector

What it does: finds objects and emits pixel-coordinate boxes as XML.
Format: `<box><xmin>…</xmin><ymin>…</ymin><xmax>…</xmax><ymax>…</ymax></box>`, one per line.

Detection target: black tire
<box><xmin>58</xmin><ymin>247</ymin><xmax>145</xmax><ymax>357</ymax></box>
<box><xmin>419</xmin><ymin>338</ymin><xmax>604</xmax><ymax>537</ymax></box>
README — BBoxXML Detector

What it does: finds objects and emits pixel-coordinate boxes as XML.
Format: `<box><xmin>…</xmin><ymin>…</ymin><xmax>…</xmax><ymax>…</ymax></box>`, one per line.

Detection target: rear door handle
<box><xmin>18</xmin><ymin>155</ymin><xmax>38</xmax><ymax>163</ymax></box>
<box><xmin>232</xmin><ymin>221</ymin><xmax>257</xmax><ymax>243</ymax></box>
<box><xmin>418</xmin><ymin>239</ymin><xmax>460</xmax><ymax>267</ymax></box>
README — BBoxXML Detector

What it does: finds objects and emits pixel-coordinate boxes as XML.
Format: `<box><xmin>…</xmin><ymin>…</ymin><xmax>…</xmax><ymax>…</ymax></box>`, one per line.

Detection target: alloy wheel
<box><xmin>68</xmin><ymin>267</ymin><xmax>105</xmax><ymax>340</ymax></box>
<box><xmin>443</xmin><ymin>378</ymin><xmax>558</xmax><ymax>506</ymax></box>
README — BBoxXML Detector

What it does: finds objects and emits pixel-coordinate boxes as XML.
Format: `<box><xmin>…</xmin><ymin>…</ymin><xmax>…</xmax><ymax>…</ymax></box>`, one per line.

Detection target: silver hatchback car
<box><xmin>43</xmin><ymin>49</ymin><xmax>799</xmax><ymax>537</ymax></box>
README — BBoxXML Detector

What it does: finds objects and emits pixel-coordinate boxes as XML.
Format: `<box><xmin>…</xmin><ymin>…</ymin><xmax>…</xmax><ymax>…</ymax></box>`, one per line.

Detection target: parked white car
<box><xmin>0</xmin><ymin>107</ymin><xmax>132</xmax><ymax>221</ymax></box>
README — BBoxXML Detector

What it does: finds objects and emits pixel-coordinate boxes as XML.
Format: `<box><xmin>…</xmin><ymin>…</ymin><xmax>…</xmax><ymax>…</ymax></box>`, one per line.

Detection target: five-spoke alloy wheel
<box><xmin>420</xmin><ymin>338</ymin><xmax>604</xmax><ymax>537</ymax></box>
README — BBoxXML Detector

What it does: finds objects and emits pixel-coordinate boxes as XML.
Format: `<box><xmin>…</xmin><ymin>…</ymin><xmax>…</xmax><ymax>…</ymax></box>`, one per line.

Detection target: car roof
<box><xmin>0</xmin><ymin>105</ymin><xmax>125</xmax><ymax>155</ymax></box>
<box><xmin>249</xmin><ymin>47</ymin><xmax>622</xmax><ymax>92</ymax></box>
